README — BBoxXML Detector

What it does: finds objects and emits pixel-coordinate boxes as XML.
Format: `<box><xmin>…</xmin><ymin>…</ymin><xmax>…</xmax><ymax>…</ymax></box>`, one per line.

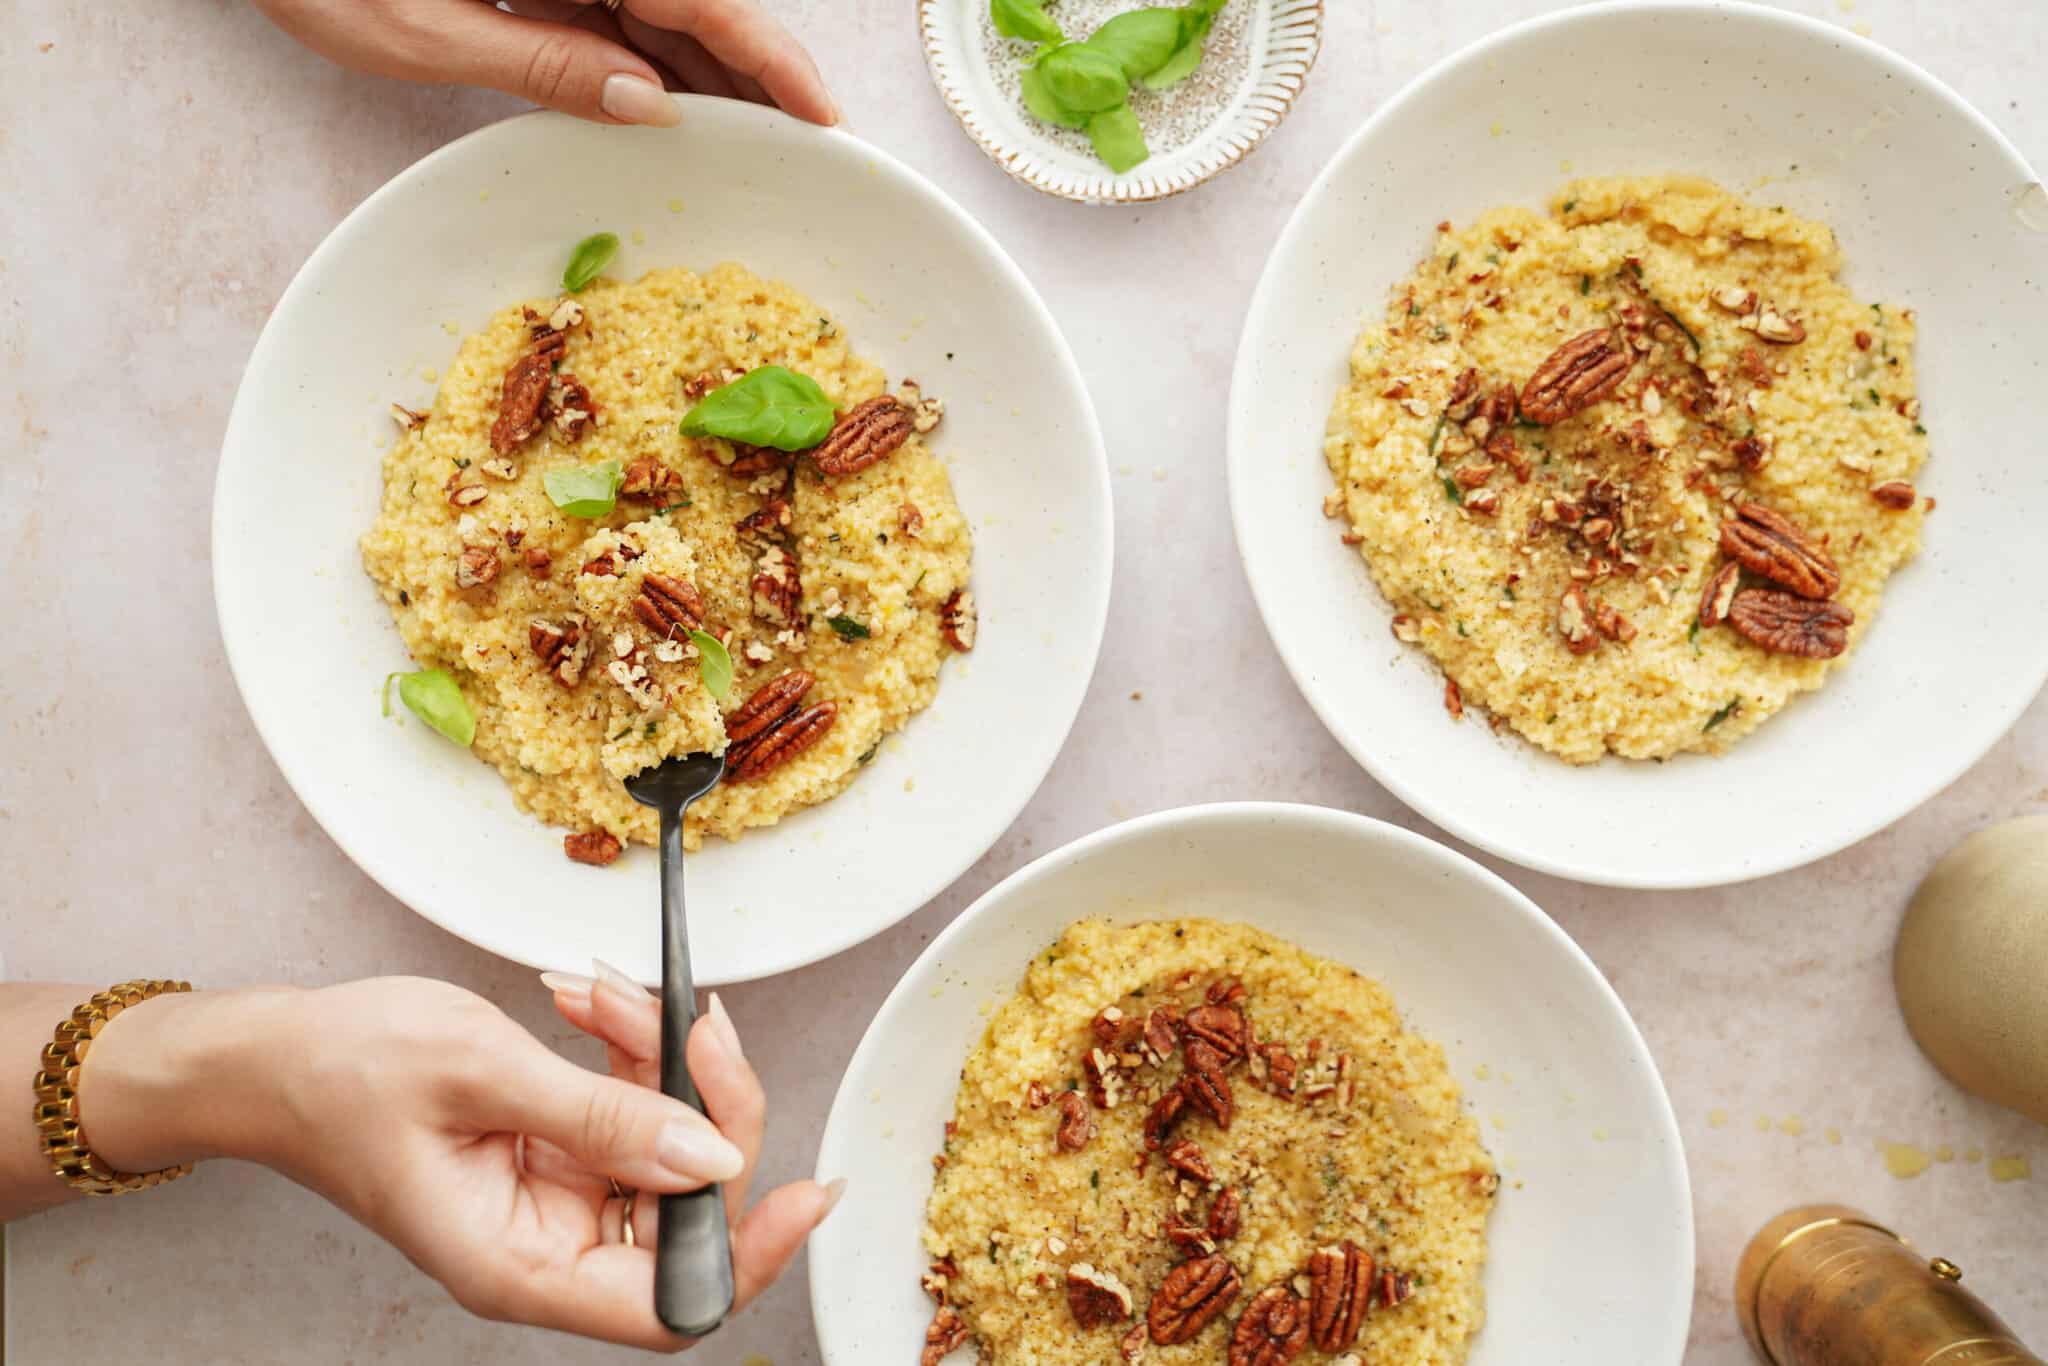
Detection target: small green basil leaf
<box><xmin>679</xmin><ymin>365</ymin><xmax>837</xmax><ymax>452</ymax></box>
<box><xmin>562</xmin><ymin>232</ymin><xmax>620</xmax><ymax>293</ymax></box>
<box><xmin>1085</xmin><ymin>9</ymin><xmax>1187</xmax><ymax>79</ymax></box>
<box><xmin>827</xmin><ymin>614</ymin><xmax>872</xmax><ymax>640</ymax></box>
<box><xmin>689</xmin><ymin>630</ymin><xmax>733</xmax><ymax>700</ymax></box>
<box><xmin>1087</xmin><ymin>105</ymin><xmax>1150</xmax><ymax>174</ymax></box>
<box><xmin>392</xmin><ymin>668</ymin><xmax>476</xmax><ymax>747</ymax></box>
<box><xmin>1020</xmin><ymin>63</ymin><xmax>1089</xmax><ymax>129</ymax></box>
<box><xmin>1037</xmin><ymin>43</ymin><xmax>1130</xmax><ymax>115</ymax></box>
<box><xmin>1141</xmin><ymin>2</ymin><xmax>1225</xmax><ymax>89</ymax></box>
<box><xmin>991</xmin><ymin>0</ymin><xmax>1064</xmax><ymax>44</ymax></box>
<box><xmin>543</xmin><ymin>458</ymin><xmax>625</xmax><ymax>518</ymax></box>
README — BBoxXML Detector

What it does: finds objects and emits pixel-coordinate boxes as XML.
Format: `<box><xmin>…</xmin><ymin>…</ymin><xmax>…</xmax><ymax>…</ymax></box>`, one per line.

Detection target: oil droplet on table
<box><xmin>1778</xmin><ymin>1116</ymin><xmax>1807</xmax><ymax>1137</ymax></box>
<box><xmin>1708</xmin><ymin>1108</ymin><xmax>1728</xmax><ymax>1129</ymax></box>
<box><xmin>2012</xmin><ymin>182</ymin><xmax>2048</xmax><ymax>233</ymax></box>
<box><xmin>1826</xmin><ymin>1127</ymin><xmax>1843</xmax><ymax>1146</ymax></box>
<box><xmin>1755</xmin><ymin>1115</ymin><xmax>1773</xmax><ymax>1133</ymax></box>
<box><xmin>1965</xmin><ymin>1147</ymin><xmax>1984</xmax><ymax>1164</ymax></box>
<box><xmin>1878</xmin><ymin>1140</ymin><xmax>1932</xmax><ymax>1179</ymax></box>
<box><xmin>1989</xmin><ymin>1154</ymin><xmax>2032</xmax><ymax>1183</ymax></box>
<box><xmin>1935</xmin><ymin>1144</ymin><xmax>1955</xmax><ymax>1163</ymax></box>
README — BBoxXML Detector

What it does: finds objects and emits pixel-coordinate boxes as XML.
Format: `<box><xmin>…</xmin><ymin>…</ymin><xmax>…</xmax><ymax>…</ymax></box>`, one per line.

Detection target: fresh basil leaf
<box><xmin>1037</xmin><ymin>43</ymin><xmax>1130</xmax><ymax>115</ymax></box>
<box><xmin>562</xmin><ymin>232</ymin><xmax>619</xmax><ymax>293</ymax></box>
<box><xmin>1087</xmin><ymin>105</ymin><xmax>1150</xmax><ymax>173</ymax></box>
<box><xmin>543</xmin><ymin>459</ymin><xmax>624</xmax><ymax>518</ymax></box>
<box><xmin>1020</xmin><ymin>63</ymin><xmax>1089</xmax><ymax>129</ymax></box>
<box><xmin>826</xmin><ymin>614</ymin><xmax>872</xmax><ymax>640</ymax></box>
<box><xmin>1085</xmin><ymin>9</ymin><xmax>1187</xmax><ymax>79</ymax></box>
<box><xmin>1142</xmin><ymin>2</ymin><xmax>1225</xmax><ymax>89</ymax></box>
<box><xmin>679</xmin><ymin>365</ymin><xmax>837</xmax><ymax>452</ymax></box>
<box><xmin>387</xmin><ymin>668</ymin><xmax>476</xmax><ymax>747</ymax></box>
<box><xmin>689</xmin><ymin>630</ymin><xmax>733</xmax><ymax>700</ymax></box>
<box><xmin>991</xmin><ymin>0</ymin><xmax>1063</xmax><ymax>44</ymax></box>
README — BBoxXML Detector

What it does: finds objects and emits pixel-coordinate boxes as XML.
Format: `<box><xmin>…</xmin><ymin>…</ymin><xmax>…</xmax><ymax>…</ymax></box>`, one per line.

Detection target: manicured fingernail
<box><xmin>657</xmin><ymin>1116</ymin><xmax>744</xmax><ymax>1182</ymax></box>
<box><xmin>592</xmin><ymin>958</ymin><xmax>652</xmax><ymax>1001</ymax></box>
<box><xmin>820</xmin><ymin>1177</ymin><xmax>848</xmax><ymax>1218</ymax></box>
<box><xmin>541</xmin><ymin>971</ymin><xmax>593</xmax><ymax>1000</ymax></box>
<box><xmin>601</xmin><ymin>73</ymin><xmax>681</xmax><ymax>127</ymax></box>
<box><xmin>707</xmin><ymin>992</ymin><xmax>745</xmax><ymax>1063</ymax></box>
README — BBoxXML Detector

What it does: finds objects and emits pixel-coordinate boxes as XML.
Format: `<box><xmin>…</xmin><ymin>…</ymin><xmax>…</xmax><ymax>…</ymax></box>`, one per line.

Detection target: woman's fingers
<box><xmin>731</xmin><ymin>1179</ymin><xmax>843</xmax><ymax>1312</ymax></box>
<box><xmin>414</xmin><ymin>2</ymin><xmax>682</xmax><ymax>126</ymax></box>
<box><xmin>686</xmin><ymin>995</ymin><xmax>767</xmax><ymax>1215</ymax></box>
<box><xmin>619</xmin><ymin>16</ymin><xmax>742</xmax><ymax>102</ymax></box>
<box><xmin>621</xmin><ymin>0</ymin><xmax>838</xmax><ymax>124</ymax></box>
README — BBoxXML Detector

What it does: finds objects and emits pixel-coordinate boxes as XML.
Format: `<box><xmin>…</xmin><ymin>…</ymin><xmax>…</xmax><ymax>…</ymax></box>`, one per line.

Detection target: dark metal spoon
<box><xmin>622</xmin><ymin>750</ymin><xmax>733</xmax><ymax>1339</ymax></box>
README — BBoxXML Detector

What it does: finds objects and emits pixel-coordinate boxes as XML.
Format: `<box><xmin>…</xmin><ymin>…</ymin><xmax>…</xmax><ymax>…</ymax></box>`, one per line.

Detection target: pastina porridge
<box><xmin>920</xmin><ymin>918</ymin><xmax>1494</xmax><ymax>1364</ymax></box>
<box><xmin>361</xmin><ymin>262</ymin><xmax>975</xmax><ymax>861</ymax></box>
<box><xmin>1324</xmin><ymin>175</ymin><xmax>1928</xmax><ymax>761</ymax></box>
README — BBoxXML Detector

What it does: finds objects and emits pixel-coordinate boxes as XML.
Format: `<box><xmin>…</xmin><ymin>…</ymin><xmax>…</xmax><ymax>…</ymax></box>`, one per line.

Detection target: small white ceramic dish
<box><xmin>919</xmin><ymin>0</ymin><xmax>1322</xmax><ymax>203</ymax></box>
<box><xmin>214</xmin><ymin>97</ymin><xmax>1112</xmax><ymax>985</ymax></box>
<box><xmin>812</xmin><ymin>803</ymin><xmax>1693</xmax><ymax>1364</ymax></box>
<box><xmin>1230</xmin><ymin>1</ymin><xmax>2048</xmax><ymax>889</ymax></box>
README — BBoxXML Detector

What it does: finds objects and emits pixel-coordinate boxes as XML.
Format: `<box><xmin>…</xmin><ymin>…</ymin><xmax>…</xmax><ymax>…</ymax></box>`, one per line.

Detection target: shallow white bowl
<box><xmin>812</xmin><ymin>803</ymin><xmax>1693</xmax><ymax>1363</ymax></box>
<box><xmin>1230</xmin><ymin>1</ymin><xmax>2048</xmax><ymax>889</ymax></box>
<box><xmin>214</xmin><ymin>97</ymin><xmax>1112</xmax><ymax>984</ymax></box>
<box><xmin>919</xmin><ymin>0</ymin><xmax>1322</xmax><ymax>203</ymax></box>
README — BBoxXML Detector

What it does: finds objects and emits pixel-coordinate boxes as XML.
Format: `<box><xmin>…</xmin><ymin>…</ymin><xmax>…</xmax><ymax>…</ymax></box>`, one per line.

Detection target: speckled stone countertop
<box><xmin>2</xmin><ymin>0</ymin><xmax>2043</xmax><ymax>1361</ymax></box>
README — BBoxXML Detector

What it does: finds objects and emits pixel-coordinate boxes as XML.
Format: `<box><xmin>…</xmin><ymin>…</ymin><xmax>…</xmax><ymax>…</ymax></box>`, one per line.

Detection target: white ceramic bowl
<box><xmin>214</xmin><ymin>97</ymin><xmax>1112</xmax><ymax>984</ymax></box>
<box><xmin>812</xmin><ymin>803</ymin><xmax>1693</xmax><ymax>1364</ymax></box>
<box><xmin>919</xmin><ymin>0</ymin><xmax>1323</xmax><ymax>203</ymax></box>
<box><xmin>1230</xmin><ymin>1</ymin><xmax>2048</xmax><ymax>889</ymax></box>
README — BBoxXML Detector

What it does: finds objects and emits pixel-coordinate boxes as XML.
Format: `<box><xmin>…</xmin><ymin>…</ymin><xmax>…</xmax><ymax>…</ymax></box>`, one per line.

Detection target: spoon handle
<box><xmin>654</xmin><ymin>800</ymin><xmax>735</xmax><ymax>1339</ymax></box>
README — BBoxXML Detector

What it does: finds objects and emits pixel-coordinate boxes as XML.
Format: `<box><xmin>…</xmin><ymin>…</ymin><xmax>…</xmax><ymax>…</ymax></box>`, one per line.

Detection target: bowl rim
<box><xmin>212</xmin><ymin>95</ymin><xmax>1116</xmax><ymax>983</ymax></box>
<box><xmin>809</xmin><ymin>800</ymin><xmax>1696</xmax><ymax>1361</ymax></box>
<box><xmin>1227</xmin><ymin>0</ymin><xmax>2048</xmax><ymax>890</ymax></box>
<box><xmin>915</xmin><ymin>0</ymin><xmax>1327</xmax><ymax>205</ymax></box>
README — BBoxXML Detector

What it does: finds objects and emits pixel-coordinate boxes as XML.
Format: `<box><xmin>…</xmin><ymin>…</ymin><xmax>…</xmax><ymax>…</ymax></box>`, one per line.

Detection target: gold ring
<box><xmin>620</xmin><ymin>1189</ymin><xmax>638</xmax><ymax>1248</ymax></box>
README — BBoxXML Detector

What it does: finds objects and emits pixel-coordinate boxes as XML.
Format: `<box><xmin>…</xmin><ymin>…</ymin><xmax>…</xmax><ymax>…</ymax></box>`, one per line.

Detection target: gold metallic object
<box><xmin>622</xmin><ymin>1189</ymin><xmax>638</xmax><ymax>1248</ymax></box>
<box><xmin>31</xmin><ymin>980</ymin><xmax>194</xmax><ymax>1196</ymax></box>
<box><xmin>1736</xmin><ymin>1204</ymin><xmax>2044</xmax><ymax>1366</ymax></box>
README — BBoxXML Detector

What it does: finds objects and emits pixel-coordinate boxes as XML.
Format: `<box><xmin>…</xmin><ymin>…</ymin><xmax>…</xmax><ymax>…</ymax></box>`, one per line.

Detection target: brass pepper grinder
<box><xmin>1735</xmin><ymin>1205</ymin><xmax>2044</xmax><ymax>1365</ymax></box>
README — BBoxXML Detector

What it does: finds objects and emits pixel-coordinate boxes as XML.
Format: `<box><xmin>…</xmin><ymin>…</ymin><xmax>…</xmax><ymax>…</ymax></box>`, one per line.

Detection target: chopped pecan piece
<box><xmin>1733</xmin><ymin>433</ymin><xmax>1769</xmax><ymax>470</ymax></box>
<box><xmin>1253</xmin><ymin>1042</ymin><xmax>1298</xmax><ymax>1097</ymax></box>
<box><xmin>1207</xmin><ymin>1186</ymin><xmax>1242</xmax><ymax>1242</ymax></box>
<box><xmin>1142</xmin><ymin>1084</ymin><xmax>1188</xmax><ymax>1150</ymax></box>
<box><xmin>1120</xmin><ymin>1321</ymin><xmax>1149</xmax><ymax>1362</ymax></box>
<box><xmin>1871</xmin><ymin>480</ymin><xmax>1916</xmax><ymax>510</ymax></box>
<box><xmin>563</xmin><ymin>830</ymin><xmax>622</xmax><ymax>866</ymax></box>
<box><xmin>1558</xmin><ymin>586</ymin><xmax>1598</xmax><ymax>655</ymax></box>
<box><xmin>1066</xmin><ymin>1264</ymin><xmax>1135</xmax><ymax>1330</ymax></box>
<box><xmin>445</xmin><ymin>470</ymin><xmax>487</xmax><ymax>507</ymax></box>
<box><xmin>1184</xmin><ymin>1005</ymin><xmax>1248</xmax><ymax>1059</ymax></box>
<box><xmin>390</xmin><ymin>402</ymin><xmax>428</xmax><ymax>432</ymax></box>
<box><xmin>899</xmin><ymin>378</ymin><xmax>946</xmax><ymax>434</ymax></box>
<box><xmin>899</xmin><ymin>502</ymin><xmax>926</xmax><ymax>537</ymax></box>
<box><xmin>529</xmin><ymin>616</ymin><xmax>590</xmax><ymax>687</ymax></box>
<box><xmin>1206</xmin><ymin>978</ymin><xmax>1247</xmax><ymax>1005</ymax></box>
<box><xmin>727</xmin><ymin>670</ymin><xmax>815</xmax><ymax>746</ymax></box>
<box><xmin>1090</xmin><ymin>1005</ymin><xmax>1128</xmax><ymax>1045</ymax></box>
<box><xmin>750</xmin><ymin>544</ymin><xmax>802</xmax><ymax>628</ymax></box>
<box><xmin>717</xmin><ymin>443</ymin><xmax>793</xmax><ymax>478</ymax></box>
<box><xmin>1148</xmin><ymin>1255</ymin><xmax>1242</xmax><ymax>1346</ymax></box>
<box><xmin>1484</xmin><ymin>426</ymin><xmax>1531</xmax><ymax>482</ymax></box>
<box><xmin>1229</xmin><ymin>1285</ymin><xmax>1310</xmax><ymax>1366</ymax></box>
<box><xmin>1309</xmin><ymin>1242</ymin><xmax>1373</xmax><ymax>1353</ymax></box>
<box><xmin>1451</xmin><ymin>464</ymin><xmax>1493</xmax><ymax>490</ymax></box>
<box><xmin>940</xmin><ymin>589</ymin><xmax>977</xmax><ymax>652</ymax></box>
<box><xmin>456</xmin><ymin>545</ymin><xmax>501</xmax><ymax>589</ymax></box>
<box><xmin>1590</xmin><ymin>598</ymin><xmax>1636</xmax><ymax>644</ymax></box>
<box><xmin>523</xmin><ymin>546</ymin><xmax>553</xmax><ymax>578</ymax></box>
<box><xmin>546</xmin><ymin>373</ymin><xmax>595</xmax><ymax>442</ymax></box>
<box><xmin>1444</xmin><ymin>368</ymin><xmax>1481</xmax><ymax>419</ymax></box>
<box><xmin>920</xmin><ymin>1258</ymin><xmax>957</xmax><ymax>1303</ymax></box>
<box><xmin>1054</xmin><ymin>1090</ymin><xmax>1094</xmax><ymax>1152</ymax></box>
<box><xmin>1181</xmin><ymin>1041</ymin><xmax>1234</xmax><ymax>1129</ymax></box>
<box><xmin>1720</xmin><ymin>503</ymin><xmax>1840</xmax><ymax>598</ymax></box>
<box><xmin>1443</xmin><ymin>677</ymin><xmax>1464</xmax><ymax>718</ymax></box>
<box><xmin>1727</xmin><ymin>589</ymin><xmax>1853</xmax><ymax>659</ymax></box>
<box><xmin>1164</xmin><ymin>1217</ymin><xmax>1217</xmax><ymax>1256</ymax></box>
<box><xmin>1025</xmin><ymin>1079</ymin><xmax>1052</xmax><ymax>1110</ymax></box>
<box><xmin>1519</xmin><ymin>328</ymin><xmax>1632</xmax><ymax>425</ymax></box>
<box><xmin>1378</xmin><ymin>1270</ymin><xmax>1414</xmax><ymax>1310</ymax></box>
<box><xmin>736</xmin><ymin>497</ymin><xmax>794</xmax><ymax>541</ymax></box>
<box><xmin>812</xmin><ymin>394</ymin><xmax>914</xmax><ymax>476</ymax></box>
<box><xmin>1164</xmin><ymin>1139</ymin><xmax>1214</xmax><ymax>1184</ymax></box>
<box><xmin>490</xmin><ymin>325</ymin><xmax>567</xmax><ymax>454</ymax></box>
<box><xmin>621</xmin><ymin>457</ymin><xmax>685</xmax><ymax>505</ymax></box>
<box><xmin>921</xmin><ymin>1303</ymin><xmax>971</xmax><ymax>1366</ymax></box>
<box><xmin>1084</xmin><ymin>1047</ymin><xmax>1125</xmax><ymax>1110</ymax></box>
<box><xmin>1142</xmin><ymin>1007</ymin><xmax>1181</xmax><ymax>1065</ymax></box>
<box><xmin>1737</xmin><ymin>346</ymin><xmax>1773</xmax><ymax>391</ymax></box>
<box><xmin>727</xmin><ymin>701</ymin><xmax>836</xmax><ymax>781</ymax></box>
<box><xmin>680</xmin><ymin>366</ymin><xmax>746</xmax><ymax>404</ymax></box>
<box><xmin>1699</xmin><ymin>561</ymin><xmax>1742</xmax><ymax>629</ymax></box>
<box><xmin>634</xmin><ymin>573</ymin><xmax>706</xmax><ymax>639</ymax></box>
<box><xmin>1752</xmin><ymin>308</ymin><xmax>1807</xmax><ymax>344</ymax></box>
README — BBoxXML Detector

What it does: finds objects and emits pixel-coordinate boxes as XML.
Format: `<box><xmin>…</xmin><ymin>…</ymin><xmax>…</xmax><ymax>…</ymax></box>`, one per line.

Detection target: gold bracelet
<box><xmin>32</xmin><ymin>979</ymin><xmax>195</xmax><ymax>1196</ymax></box>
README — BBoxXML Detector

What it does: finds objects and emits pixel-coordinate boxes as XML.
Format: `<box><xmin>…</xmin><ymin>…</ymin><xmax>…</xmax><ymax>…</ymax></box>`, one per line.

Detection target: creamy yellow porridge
<box><xmin>920</xmin><ymin>918</ymin><xmax>1495</xmax><ymax>1365</ymax></box>
<box><xmin>361</xmin><ymin>262</ymin><xmax>975</xmax><ymax>859</ymax></box>
<box><xmin>1324</xmin><ymin>175</ymin><xmax>1928</xmax><ymax>761</ymax></box>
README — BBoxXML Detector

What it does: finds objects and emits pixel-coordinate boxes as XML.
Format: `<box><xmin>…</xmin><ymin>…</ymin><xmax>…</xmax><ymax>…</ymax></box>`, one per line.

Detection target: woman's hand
<box><xmin>77</xmin><ymin>972</ymin><xmax>836</xmax><ymax>1350</ymax></box>
<box><xmin>250</xmin><ymin>0</ymin><xmax>838</xmax><ymax>128</ymax></box>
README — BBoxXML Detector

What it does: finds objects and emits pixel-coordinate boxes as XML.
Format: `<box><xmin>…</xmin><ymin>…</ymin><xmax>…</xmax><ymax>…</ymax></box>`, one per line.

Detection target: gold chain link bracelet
<box><xmin>32</xmin><ymin>979</ymin><xmax>195</xmax><ymax>1196</ymax></box>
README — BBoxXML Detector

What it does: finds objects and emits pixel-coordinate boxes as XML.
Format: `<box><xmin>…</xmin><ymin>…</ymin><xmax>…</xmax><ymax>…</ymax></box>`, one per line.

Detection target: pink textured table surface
<box><xmin>2</xmin><ymin>0</ymin><xmax>2043</xmax><ymax>1361</ymax></box>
